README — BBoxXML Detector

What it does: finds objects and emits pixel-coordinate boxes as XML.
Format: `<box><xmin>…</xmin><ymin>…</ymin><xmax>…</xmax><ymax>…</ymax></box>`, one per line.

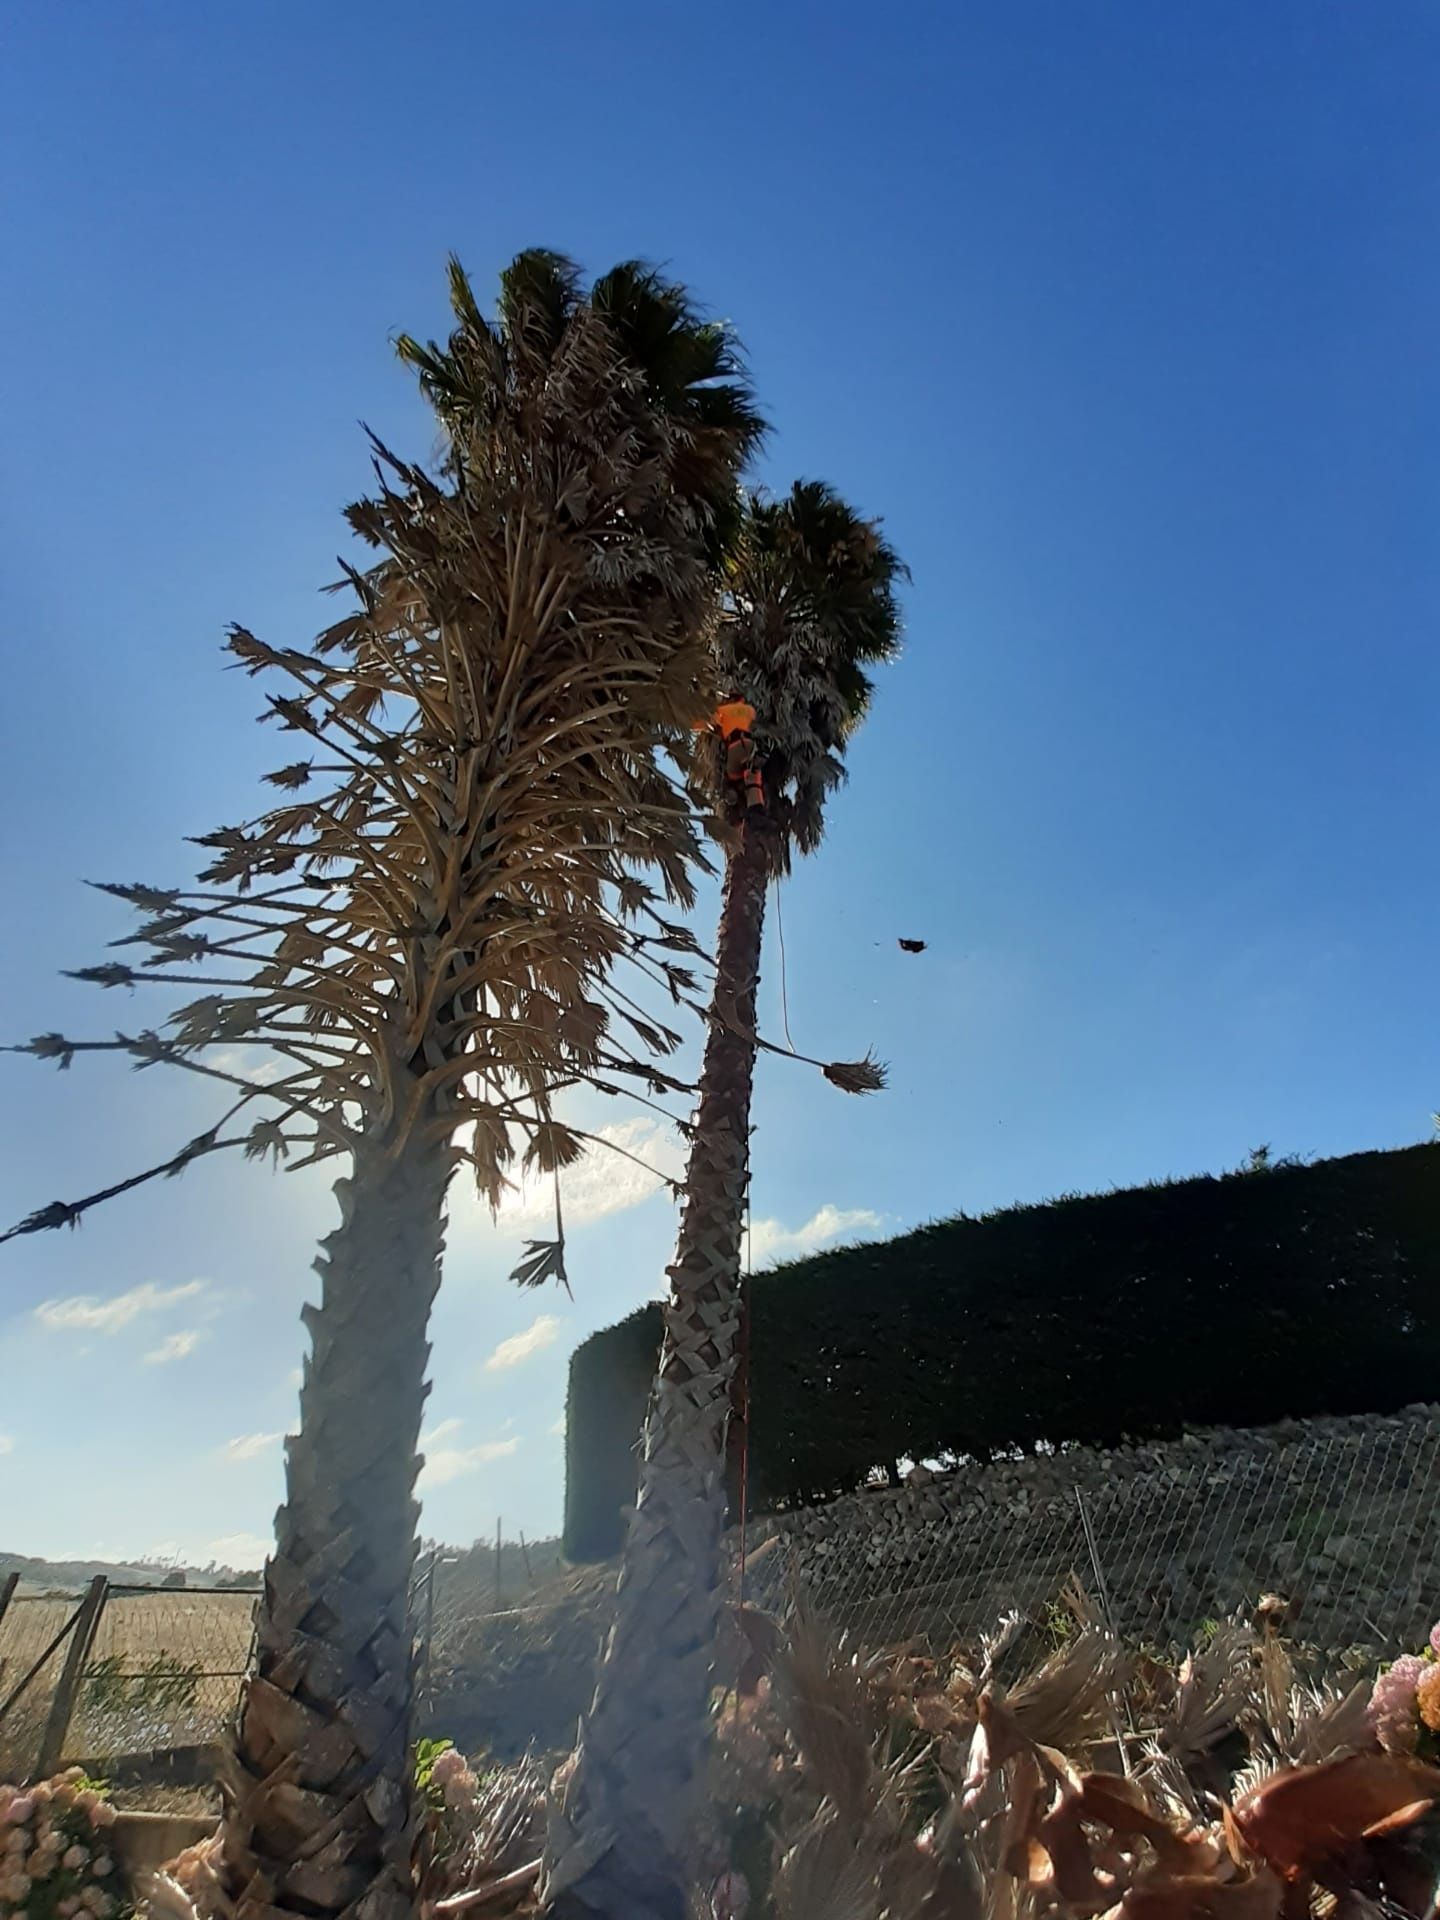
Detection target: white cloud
<box><xmin>36</xmin><ymin>1279</ymin><xmax>206</xmax><ymax>1335</ymax></box>
<box><xmin>223</xmin><ymin>1431</ymin><xmax>284</xmax><ymax>1463</ymax></box>
<box><xmin>419</xmin><ymin>1423</ymin><xmax>520</xmax><ymax>1490</ymax></box>
<box><xmin>549</xmin><ymin>1415</ymin><xmax>566</xmax><ymax>1438</ymax></box>
<box><xmin>143</xmin><ymin>1329</ymin><xmax>203</xmax><ymax>1366</ymax></box>
<box><xmin>208</xmin><ymin>1047</ymin><xmax>281</xmax><ymax>1087</ymax></box>
<box><xmin>483</xmin><ymin>1314</ymin><xmax>562</xmax><ymax>1374</ymax></box>
<box><xmin>491</xmin><ymin>1117</ymin><xmax>685</xmax><ymax>1233</ymax></box>
<box><xmin>748</xmin><ymin>1204</ymin><xmax>883</xmax><ymax>1268</ymax></box>
<box><xmin>0</xmin><ymin>1434</ymin><xmax>13</xmax><ymax>1456</ymax></box>
<box><xmin>207</xmin><ymin>1532</ymin><xmax>270</xmax><ymax>1568</ymax></box>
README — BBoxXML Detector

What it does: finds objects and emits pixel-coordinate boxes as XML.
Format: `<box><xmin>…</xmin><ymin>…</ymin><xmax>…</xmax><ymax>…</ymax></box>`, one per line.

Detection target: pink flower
<box><xmin>441</xmin><ymin>1774</ymin><xmax>477</xmax><ymax>1812</ymax></box>
<box><xmin>429</xmin><ymin>1749</ymin><xmax>467</xmax><ymax>1785</ymax></box>
<box><xmin>88</xmin><ymin>1803</ymin><xmax>116</xmax><ymax>1831</ymax></box>
<box><xmin>59</xmin><ymin>1899</ymin><xmax>83</xmax><ymax>1917</ymax></box>
<box><xmin>4</xmin><ymin>1798</ymin><xmax>34</xmax><ymax>1826</ymax></box>
<box><xmin>63</xmin><ymin>1846</ymin><xmax>90</xmax><ymax>1871</ymax></box>
<box><xmin>1370</xmin><ymin>1653</ymin><xmax>1425</xmax><ymax>1752</ymax></box>
<box><xmin>92</xmin><ymin>1855</ymin><xmax>113</xmax><ymax>1879</ymax></box>
<box><xmin>1429</xmin><ymin>1621</ymin><xmax>1440</xmax><ymax>1658</ymax></box>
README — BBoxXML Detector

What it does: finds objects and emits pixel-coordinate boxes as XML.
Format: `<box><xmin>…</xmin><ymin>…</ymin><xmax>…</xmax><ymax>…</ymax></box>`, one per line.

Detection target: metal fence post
<box><xmin>1074</xmin><ymin>1488</ymin><xmax>1120</xmax><ymax>1640</ymax></box>
<box><xmin>37</xmin><ymin>1576</ymin><xmax>107</xmax><ymax>1776</ymax></box>
<box><xmin>418</xmin><ymin>1547</ymin><xmax>439</xmax><ymax>1701</ymax></box>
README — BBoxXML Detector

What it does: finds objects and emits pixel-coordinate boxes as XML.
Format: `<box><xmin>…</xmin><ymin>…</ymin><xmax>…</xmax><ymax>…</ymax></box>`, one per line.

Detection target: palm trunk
<box><xmin>221</xmin><ymin>1129</ymin><xmax>450</xmax><ymax>1920</ymax></box>
<box><xmin>545</xmin><ymin>824</ymin><xmax>770</xmax><ymax>1920</ymax></box>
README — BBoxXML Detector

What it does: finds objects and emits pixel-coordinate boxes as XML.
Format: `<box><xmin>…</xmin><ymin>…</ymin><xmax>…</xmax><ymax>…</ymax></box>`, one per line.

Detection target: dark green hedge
<box><xmin>563</xmin><ymin>1144</ymin><xmax>1440</xmax><ymax>1561</ymax></box>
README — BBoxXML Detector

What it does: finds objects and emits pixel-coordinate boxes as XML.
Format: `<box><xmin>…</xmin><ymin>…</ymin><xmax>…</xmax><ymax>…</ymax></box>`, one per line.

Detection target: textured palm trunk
<box><xmin>221</xmin><ymin>1127</ymin><xmax>450</xmax><ymax>1920</ymax></box>
<box><xmin>545</xmin><ymin>824</ymin><xmax>769</xmax><ymax>1920</ymax></box>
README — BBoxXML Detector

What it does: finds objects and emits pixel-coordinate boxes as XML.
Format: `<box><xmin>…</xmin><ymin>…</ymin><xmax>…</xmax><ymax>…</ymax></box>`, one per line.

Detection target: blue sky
<box><xmin>1</xmin><ymin>1</ymin><xmax>1436</xmax><ymax>1566</ymax></box>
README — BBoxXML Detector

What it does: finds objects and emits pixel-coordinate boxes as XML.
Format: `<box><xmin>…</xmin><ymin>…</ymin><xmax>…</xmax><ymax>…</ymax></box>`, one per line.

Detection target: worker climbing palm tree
<box><xmin>702</xmin><ymin>696</ymin><xmax>767</xmax><ymax>814</ymax></box>
<box><xmin>545</xmin><ymin>481</ymin><xmax>905</xmax><ymax>1920</ymax></box>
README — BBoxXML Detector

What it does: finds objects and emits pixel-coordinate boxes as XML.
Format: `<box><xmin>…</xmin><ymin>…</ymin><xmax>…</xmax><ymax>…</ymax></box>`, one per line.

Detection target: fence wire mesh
<box><xmin>0</xmin><ymin>1541</ymin><xmax>559</xmax><ymax>1779</ymax></box>
<box><xmin>739</xmin><ymin>1410</ymin><xmax>1440</xmax><ymax>1660</ymax></box>
<box><xmin>0</xmin><ymin>1586</ymin><xmax>259</xmax><ymax>1776</ymax></box>
<box><xmin>75</xmin><ymin>1588</ymin><xmax>260</xmax><ymax>1759</ymax></box>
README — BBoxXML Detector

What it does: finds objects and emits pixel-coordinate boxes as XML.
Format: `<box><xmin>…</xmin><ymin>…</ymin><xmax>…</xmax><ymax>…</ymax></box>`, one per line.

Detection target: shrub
<box><xmin>565</xmin><ymin>1143</ymin><xmax>1440</xmax><ymax>1558</ymax></box>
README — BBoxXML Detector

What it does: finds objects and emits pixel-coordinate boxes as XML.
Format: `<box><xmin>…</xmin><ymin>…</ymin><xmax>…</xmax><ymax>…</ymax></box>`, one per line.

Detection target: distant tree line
<box><xmin>564</xmin><ymin>1143</ymin><xmax>1440</xmax><ymax>1560</ymax></box>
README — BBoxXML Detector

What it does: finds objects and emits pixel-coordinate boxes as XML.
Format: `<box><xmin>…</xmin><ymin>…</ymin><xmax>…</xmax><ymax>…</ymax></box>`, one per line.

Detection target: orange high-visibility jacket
<box><xmin>712</xmin><ymin>700</ymin><xmax>756</xmax><ymax>741</ymax></box>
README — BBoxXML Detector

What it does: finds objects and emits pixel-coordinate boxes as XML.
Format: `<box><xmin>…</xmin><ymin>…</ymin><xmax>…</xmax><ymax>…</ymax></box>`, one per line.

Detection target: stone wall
<box><xmin>745</xmin><ymin>1405</ymin><xmax>1440</xmax><ymax>1655</ymax></box>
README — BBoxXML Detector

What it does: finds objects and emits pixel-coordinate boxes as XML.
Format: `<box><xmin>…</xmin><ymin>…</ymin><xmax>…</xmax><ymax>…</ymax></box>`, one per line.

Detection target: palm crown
<box><xmin>714</xmin><ymin>479</ymin><xmax>904</xmax><ymax>864</ymax></box>
<box><xmin>6</xmin><ymin>252</ymin><xmax>766</xmax><ymax>1237</ymax></box>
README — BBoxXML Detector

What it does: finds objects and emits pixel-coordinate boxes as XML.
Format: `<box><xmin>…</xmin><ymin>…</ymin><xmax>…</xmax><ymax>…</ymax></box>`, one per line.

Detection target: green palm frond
<box><xmin>710</xmin><ymin>480</ymin><xmax>906</xmax><ymax>868</ymax></box>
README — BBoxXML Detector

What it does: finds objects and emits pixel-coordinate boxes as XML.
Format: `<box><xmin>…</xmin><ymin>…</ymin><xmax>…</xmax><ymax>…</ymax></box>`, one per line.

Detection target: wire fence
<box><xmin>420</xmin><ymin>1533</ymin><xmax>568</xmax><ymax>1647</ymax></box>
<box><xmin>740</xmin><ymin>1410</ymin><xmax>1440</xmax><ymax>1661</ymax></box>
<box><xmin>6</xmin><ymin>1420</ymin><xmax>1434</xmax><ymax>1781</ymax></box>
<box><xmin>0</xmin><ymin>1582</ymin><xmax>261</xmax><ymax>1779</ymax></box>
<box><xmin>0</xmin><ymin>1537</ymin><xmax>555</xmax><ymax>1781</ymax></box>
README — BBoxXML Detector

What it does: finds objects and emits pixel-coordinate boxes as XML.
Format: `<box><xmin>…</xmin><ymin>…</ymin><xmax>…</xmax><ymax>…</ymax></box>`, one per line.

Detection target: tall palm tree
<box><xmin>546</xmin><ymin>482</ymin><xmax>904</xmax><ymax>1920</ymax></box>
<box><xmin>4</xmin><ymin>253</ymin><xmax>761</xmax><ymax>1920</ymax></box>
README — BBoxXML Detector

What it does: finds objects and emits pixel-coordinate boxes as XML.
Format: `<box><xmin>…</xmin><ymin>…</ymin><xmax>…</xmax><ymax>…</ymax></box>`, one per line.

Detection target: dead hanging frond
<box><xmin>4</xmin><ymin>251</ymin><xmax>766</xmax><ymax>1260</ymax></box>
<box><xmin>679</xmin><ymin>972</ymin><xmax>888</xmax><ymax>1097</ymax></box>
<box><xmin>508</xmin><ymin>1239</ymin><xmax>569</xmax><ymax>1293</ymax></box>
<box><xmin>822</xmin><ymin>1053</ymin><xmax>888</xmax><ymax>1096</ymax></box>
<box><xmin>0</xmin><ymin>1133</ymin><xmax>247</xmax><ymax>1245</ymax></box>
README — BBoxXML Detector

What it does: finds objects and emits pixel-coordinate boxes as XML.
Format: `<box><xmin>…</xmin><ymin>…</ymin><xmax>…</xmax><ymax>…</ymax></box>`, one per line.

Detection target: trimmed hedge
<box><xmin>563</xmin><ymin>1144</ymin><xmax>1440</xmax><ymax>1561</ymax></box>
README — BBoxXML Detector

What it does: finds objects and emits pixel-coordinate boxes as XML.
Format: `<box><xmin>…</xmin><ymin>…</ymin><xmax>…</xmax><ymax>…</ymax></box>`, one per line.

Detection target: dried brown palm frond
<box><xmin>821</xmin><ymin>1053</ymin><xmax>889</xmax><ymax>1095</ymax></box>
<box><xmin>431</xmin><ymin>1756</ymin><xmax>548</xmax><ymax>1912</ymax></box>
<box><xmin>1235</xmin><ymin>1635</ymin><xmax>1375</xmax><ymax>1781</ymax></box>
<box><xmin>147</xmin><ymin>1831</ymin><xmax>228</xmax><ymax>1920</ymax></box>
<box><xmin>999</xmin><ymin>1630</ymin><xmax>1133</xmax><ymax>1759</ymax></box>
<box><xmin>141</xmin><ymin>1874</ymin><xmax>205</xmax><ymax>1920</ymax></box>
<box><xmin>771</xmin><ymin>1813</ymin><xmax>884</xmax><ymax>1920</ymax></box>
<box><xmin>5</xmin><ymin>251</ymin><xmax>763</xmax><ymax>1251</ymax></box>
<box><xmin>769</xmin><ymin>1613</ymin><xmax>905</xmax><ymax>1830</ymax></box>
<box><xmin>1147</xmin><ymin>1626</ymin><xmax>1258</xmax><ymax>1773</ymax></box>
<box><xmin>762</xmin><ymin>1618</ymin><xmax>980</xmax><ymax>1920</ymax></box>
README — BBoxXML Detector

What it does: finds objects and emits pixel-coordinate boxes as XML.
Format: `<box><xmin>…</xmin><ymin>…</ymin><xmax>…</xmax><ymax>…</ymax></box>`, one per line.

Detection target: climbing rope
<box><xmin>773</xmin><ymin>875</ymin><xmax>796</xmax><ymax>1053</ymax></box>
<box><xmin>728</xmin><ymin>1190</ymin><xmax>754</xmax><ymax>1729</ymax></box>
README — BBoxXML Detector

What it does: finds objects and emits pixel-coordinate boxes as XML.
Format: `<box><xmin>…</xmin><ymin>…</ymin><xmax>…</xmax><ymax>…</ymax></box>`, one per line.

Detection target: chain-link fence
<box><xmin>0</xmin><ymin>1545</ymin><xmax>546</xmax><ymax>1780</ymax></box>
<box><xmin>0</xmin><ymin>1583</ymin><xmax>259</xmax><ymax>1779</ymax></box>
<box><xmin>741</xmin><ymin>1410</ymin><xmax>1440</xmax><ymax>1659</ymax></box>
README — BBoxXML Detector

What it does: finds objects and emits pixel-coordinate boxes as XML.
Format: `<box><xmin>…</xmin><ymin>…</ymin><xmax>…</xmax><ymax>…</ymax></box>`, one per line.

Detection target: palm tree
<box><xmin>4</xmin><ymin>253</ymin><xmax>761</xmax><ymax>1920</ymax></box>
<box><xmin>546</xmin><ymin>482</ymin><xmax>904</xmax><ymax>1920</ymax></box>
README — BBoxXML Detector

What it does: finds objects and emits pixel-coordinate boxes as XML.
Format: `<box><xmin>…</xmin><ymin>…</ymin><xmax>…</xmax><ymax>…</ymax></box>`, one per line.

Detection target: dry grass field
<box><xmin>0</xmin><ymin>1587</ymin><xmax>257</xmax><ymax>1777</ymax></box>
